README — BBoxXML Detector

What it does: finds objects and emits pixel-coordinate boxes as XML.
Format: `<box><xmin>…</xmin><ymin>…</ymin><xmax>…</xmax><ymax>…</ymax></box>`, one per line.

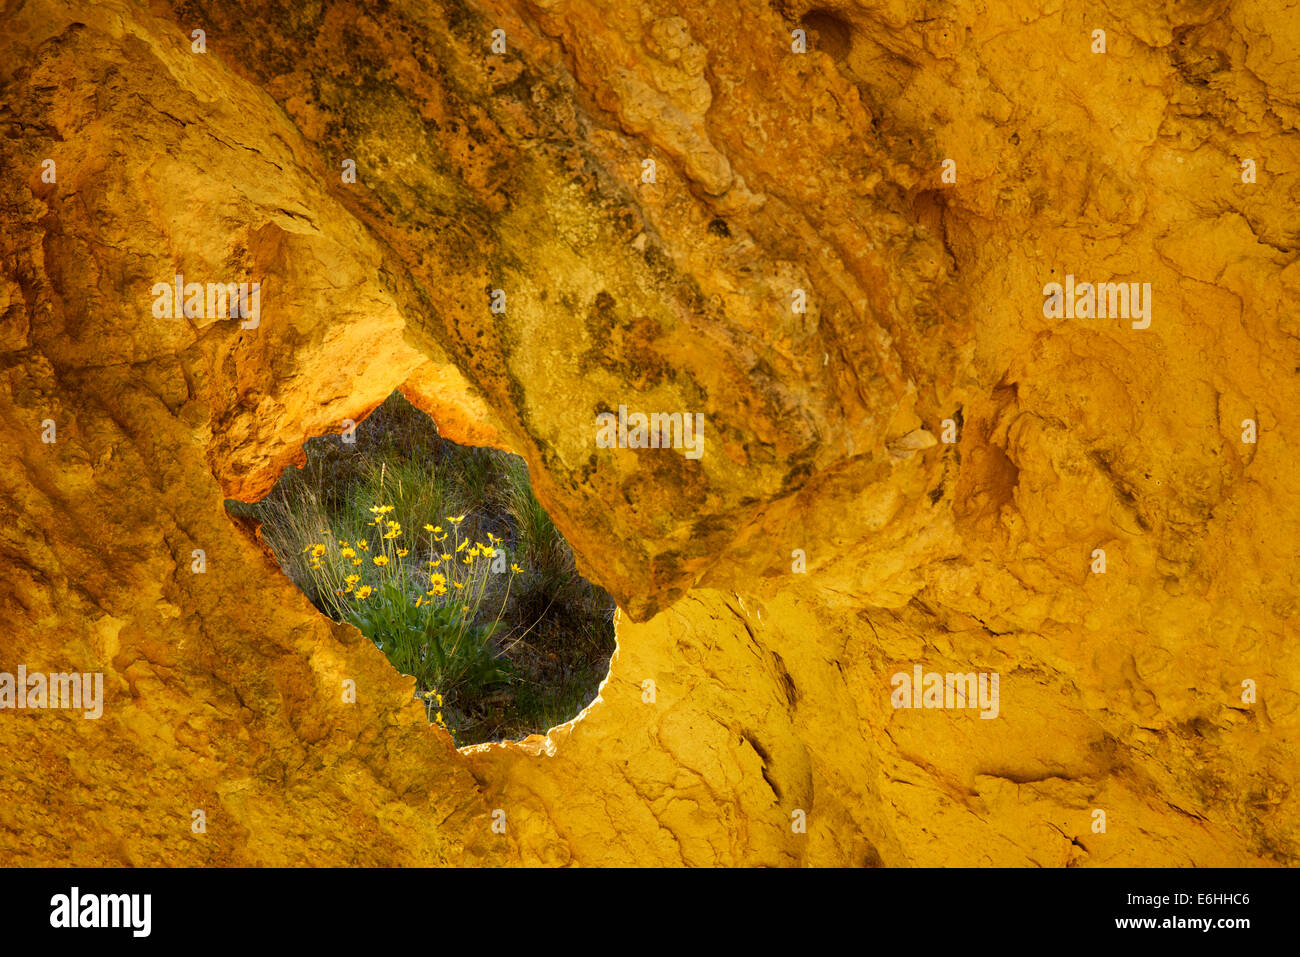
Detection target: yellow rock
<box><xmin>0</xmin><ymin>0</ymin><xmax>1294</xmax><ymax>865</ymax></box>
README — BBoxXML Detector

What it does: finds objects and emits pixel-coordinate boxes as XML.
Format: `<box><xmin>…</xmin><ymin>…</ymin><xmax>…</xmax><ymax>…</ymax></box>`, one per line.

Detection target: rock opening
<box><xmin>226</xmin><ymin>391</ymin><xmax>616</xmax><ymax>746</ymax></box>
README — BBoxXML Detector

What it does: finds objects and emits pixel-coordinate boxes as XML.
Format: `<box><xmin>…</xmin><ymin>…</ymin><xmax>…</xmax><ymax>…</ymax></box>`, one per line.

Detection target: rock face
<box><xmin>1</xmin><ymin>0</ymin><xmax>1296</xmax><ymax>866</ymax></box>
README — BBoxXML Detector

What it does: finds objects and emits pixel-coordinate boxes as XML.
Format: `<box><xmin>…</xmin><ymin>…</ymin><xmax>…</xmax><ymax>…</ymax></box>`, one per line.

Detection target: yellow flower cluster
<box><xmin>422</xmin><ymin>689</ymin><xmax>449</xmax><ymax>733</ymax></box>
<box><xmin>312</xmin><ymin>507</ymin><xmax>525</xmax><ymax>641</ymax></box>
<box><xmin>300</xmin><ymin>506</ymin><xmax>535</xmax><ymax>740</ymax></box>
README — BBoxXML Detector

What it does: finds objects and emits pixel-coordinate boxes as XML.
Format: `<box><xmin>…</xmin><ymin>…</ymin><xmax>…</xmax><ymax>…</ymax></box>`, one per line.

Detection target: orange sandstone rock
<box><xmin>0</xmin><ymin>0</ymin><xmax>1295</xmax><ymax>865</ymax></box>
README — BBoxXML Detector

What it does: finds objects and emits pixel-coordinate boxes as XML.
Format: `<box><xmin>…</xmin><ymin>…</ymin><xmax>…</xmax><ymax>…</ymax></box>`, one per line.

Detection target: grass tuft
<box><xmin>226</xmin><ymin>391</ymin><xmax>615</xmax><ymax>745</ymax></box>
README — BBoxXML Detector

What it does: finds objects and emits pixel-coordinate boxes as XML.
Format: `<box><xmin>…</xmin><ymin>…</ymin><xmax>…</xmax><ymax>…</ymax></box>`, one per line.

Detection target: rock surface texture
<box><xmin>1</xmin><ymin>0</ymin><xmax>1296</xmax><ymax>865</ymax></box>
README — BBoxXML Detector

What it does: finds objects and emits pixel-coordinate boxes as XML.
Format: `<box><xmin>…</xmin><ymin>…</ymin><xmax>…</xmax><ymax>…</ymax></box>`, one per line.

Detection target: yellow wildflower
<box><xmin>447</xmin><ymin>514</ymin><xmax>466</xmax><ymax>525</ymax></box>
<box><xmin>429</xmin><ymin>573</ymin><xmax>447</xmax><ymax>589</ymax></box>
<box><xmin>373</xmin><ymin>555</ymin><xmax>389</xmax><ymax>567</ymax></box>
<box><xmin>510</xmin><ymin>563</ymin><xmax>522</xmax><ymax>574</ymax></box>
<box><xmin>456</xmin><ymin>540</ymin><xmax>468</xmax><ymax>553</ymax></box>
<box><xmin>340</xmin><ymin>547</ymin><xmax>356</xmax><ymax>559</ymax></box>
<box><xmin>453</xmin><ymin>581</ymin><xmax>464</xmax><ymax>590</ymax></box>
<box><xmin>396</xmin><ymin>548</ymin><xmax>409</xmax><ymax>557</ymax></box>
<box><xmin>356</xmin><ymin>585</ymin><xmax>373</xmax><ymax>600</ymax></box>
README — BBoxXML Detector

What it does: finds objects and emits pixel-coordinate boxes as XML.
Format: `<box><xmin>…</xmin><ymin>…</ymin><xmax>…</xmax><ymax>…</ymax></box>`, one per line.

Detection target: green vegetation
<box><xmin>226</xmin><ymin>391</ymin><xmax>616</xmax><ymax>745</ymax></box>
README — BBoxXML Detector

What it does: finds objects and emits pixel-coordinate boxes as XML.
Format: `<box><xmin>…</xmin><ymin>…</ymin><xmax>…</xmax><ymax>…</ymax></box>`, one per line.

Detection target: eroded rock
<box><xmin>0</xmin><ymin>0</ymin><xmax>1295</xmax><ymax>865</ymax></box>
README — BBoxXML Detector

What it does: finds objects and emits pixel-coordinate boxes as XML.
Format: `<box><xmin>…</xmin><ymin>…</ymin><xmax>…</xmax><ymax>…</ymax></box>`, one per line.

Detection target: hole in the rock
<box><xmin>225</xmin><ymin>390</ymin><xmax>617</xmax><ymax>746</ymax></box>
<box><xmin>799</xmin><ymin>10</ymin><xmax>853</xmax><ymax>61</ymax></box>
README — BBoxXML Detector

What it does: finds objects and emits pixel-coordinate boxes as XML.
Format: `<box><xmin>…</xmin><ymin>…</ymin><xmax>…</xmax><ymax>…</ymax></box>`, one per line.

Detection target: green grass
<box><xmin>497</xmin><ymin>457</ymin><xmax>563</xmax><ymax>566</ymax></box>
<box><xmin>226</xmin><ymin>390</ymin><xmax>615</xmax><ymax>745</ymax></box>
